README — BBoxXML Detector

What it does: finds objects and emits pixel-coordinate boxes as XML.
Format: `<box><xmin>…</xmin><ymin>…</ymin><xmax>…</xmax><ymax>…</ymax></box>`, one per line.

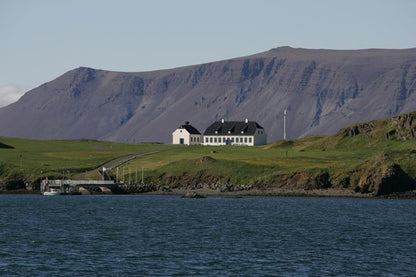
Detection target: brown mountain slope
<box><xmin>0</xmin><ymin>46</ymin><xmax>415</xmax><ymax>143</ymax></box>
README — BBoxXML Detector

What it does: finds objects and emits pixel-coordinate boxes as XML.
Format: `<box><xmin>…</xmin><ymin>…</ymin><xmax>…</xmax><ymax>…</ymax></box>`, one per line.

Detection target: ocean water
<box><xmin>0</xmin><ymin>195</ymin><xmax>415</xmax><ymax>276</ymax></box>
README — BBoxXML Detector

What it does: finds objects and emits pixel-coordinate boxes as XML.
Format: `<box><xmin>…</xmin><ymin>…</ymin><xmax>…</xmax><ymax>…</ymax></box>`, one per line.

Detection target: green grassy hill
<box><xmin>2</xmin><ymin>111</ymin><xmax>416</xmax><ymax>195</ymax></box>
<box><xmin>115</xmin><ymin>111</ymin><xmax>416</xmax><ymax>195</ymax></box>
<box><xmin>0</xmin><ymin>137</ymin><xmax>168</xmax><ymax>189</ymax></box>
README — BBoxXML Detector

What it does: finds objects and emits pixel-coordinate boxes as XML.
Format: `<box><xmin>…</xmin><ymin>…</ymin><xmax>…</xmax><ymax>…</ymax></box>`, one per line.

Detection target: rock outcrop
<box><xmin>272</xmin><ymin>170</ymin><xmax>332</xmax><ymax>190</ymax></box>
<box><xmin>339</xmin><ymin>111</ymin><xmax>416</xmax><ymax>140</ymax></box>
<box><xmin>351</xmin><ymin>154</ymin><xmax>416</xmax><ymax>195</ymax></box>
<box><xmin>182</xmin><ymin>191</ymin><xmax>206</xmax><ymax>198</ymax></box>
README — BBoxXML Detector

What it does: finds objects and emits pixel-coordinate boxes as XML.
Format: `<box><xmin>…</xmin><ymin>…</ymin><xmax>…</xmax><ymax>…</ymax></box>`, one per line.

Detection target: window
<box><xmin>214</xmin><ymin>137</ymin><xmax>217</xmax><ymax>143</ymax></box>
<box><xmin>249</xmin><ymin>137</ymin><xmax>252</xmax><ymax>143</ymax></box>
<box><xmin>197</xmin><ymin>137</ymin><xmax>199</xmax><ymax>142</ymax></box>
<box><xmin>223</xmin><ymin>137</ymin><xmax>226</xmax><ymax>143</ymax></box>
<box><xmin>206</xmin><ymin>137</ymin><xmax>209</xmax><ymax>143</ymax></box>
<box><xmin>244</xmin><ymin>137</ymin><xmax>247</xmax><ymax>143</ymax></box>
<box><xmin>210</xmin><ymin>137</ymin><xmax>213</xmax><ymax>143</ymax></box>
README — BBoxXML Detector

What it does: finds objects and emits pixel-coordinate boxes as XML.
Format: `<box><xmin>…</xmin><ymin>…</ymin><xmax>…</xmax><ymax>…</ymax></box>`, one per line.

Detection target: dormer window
<box><xmin>241</xmin><ymin>131</ymin><xmax>244</xmax><ymax>134</ymax></box>
<box><xmin>215</xmin><ymin>131</ymin><xmax>218</xmax><ymax>134</ymax></box>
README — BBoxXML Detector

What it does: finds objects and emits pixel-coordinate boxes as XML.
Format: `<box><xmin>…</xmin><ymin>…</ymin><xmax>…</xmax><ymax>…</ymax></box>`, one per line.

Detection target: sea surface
<box><xmin>0</xmin><ymin>195</ymin><xmax>415</xmax><ymax>276</ymax></box>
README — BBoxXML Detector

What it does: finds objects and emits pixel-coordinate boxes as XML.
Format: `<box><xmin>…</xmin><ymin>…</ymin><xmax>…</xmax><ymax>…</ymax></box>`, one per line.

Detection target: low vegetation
<box><xmin>0</xmin><ymin>137</ymin><xmax>168</xmax><ymax>184</ymax></box>
<box><xmin>117</xmin><ymin>132</ymin><xmax>416</xmax><ymax>185</ymax></box>
<box><xmin>2</xmin><ymin>111</ymin><xmax>416</xmax><ymax>195</ymax></box>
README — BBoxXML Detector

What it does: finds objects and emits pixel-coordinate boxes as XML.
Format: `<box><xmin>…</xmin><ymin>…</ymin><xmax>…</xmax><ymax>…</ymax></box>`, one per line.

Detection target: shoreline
<box><xmin>143</xmin><ymin>188</ymin><xmax>401</xmax><ymax>199</ymax></box>
<box><xmin>1</xmin><ymin>188</ymin><xmax>416</xmax><ymax>199</ymax></box>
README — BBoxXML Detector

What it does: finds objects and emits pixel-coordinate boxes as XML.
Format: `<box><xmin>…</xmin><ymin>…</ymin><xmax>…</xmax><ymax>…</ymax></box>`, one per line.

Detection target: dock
<box><xmin>40</xmin><ymin>179</ymin><xmax>116</xmax><ymax>194</ymax></box>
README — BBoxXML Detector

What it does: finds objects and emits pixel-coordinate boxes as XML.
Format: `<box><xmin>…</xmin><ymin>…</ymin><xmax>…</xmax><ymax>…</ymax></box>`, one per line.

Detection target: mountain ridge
<box><xmin>0</xmin><ymin>46</ymin><xmax>415</xmax><ymax>143</ymax></box>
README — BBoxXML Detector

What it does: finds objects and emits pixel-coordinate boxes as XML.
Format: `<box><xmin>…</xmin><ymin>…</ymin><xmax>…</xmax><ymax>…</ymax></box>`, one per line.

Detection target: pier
<box><xmin>40</xmin><ymin>179</ymin><xmax>116</xmax><ymax>194</ymax></box>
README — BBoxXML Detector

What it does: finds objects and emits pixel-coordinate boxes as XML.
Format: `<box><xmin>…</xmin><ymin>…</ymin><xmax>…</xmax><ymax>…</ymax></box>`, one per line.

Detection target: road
<box><xmin>72</xmin><ymin>150</ymin><xmax>160</xmax><ymax>180</ymax></box>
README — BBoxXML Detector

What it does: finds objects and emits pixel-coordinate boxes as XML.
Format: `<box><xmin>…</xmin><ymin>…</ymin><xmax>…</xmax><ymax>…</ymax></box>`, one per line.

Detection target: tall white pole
<box><xmin>283</xmin><ymin>109</ymin><xmax>287</xmax><ymax>140</ymax></box>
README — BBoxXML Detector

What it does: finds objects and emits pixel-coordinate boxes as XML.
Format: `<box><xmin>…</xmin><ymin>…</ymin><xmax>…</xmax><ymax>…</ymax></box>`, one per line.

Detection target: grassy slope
<box><xmin>0</xmin><ymin>137</ymin><xmax>169</xmax><ymax>181</ymax></box>
<box><xmin>2</xmin><ymin>111</ymin><xmax>416</xmax><ymax>187</ymax></box>
<box><xmin>115</xmin><ymin>133</ymin><xmax>416</xmax><ymax>186</ymax></box>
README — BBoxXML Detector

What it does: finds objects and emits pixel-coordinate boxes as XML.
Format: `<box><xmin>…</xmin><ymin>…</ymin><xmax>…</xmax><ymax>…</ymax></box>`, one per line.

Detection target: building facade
<box><xmin>172</xmin><ymin>121</ymin><xmax>202</xmax><ymax>145</ymax></box>
<box><xmin>203</xmin><ymin>119</ymin><xmax>267</xmax><ymax>146</ymax></box>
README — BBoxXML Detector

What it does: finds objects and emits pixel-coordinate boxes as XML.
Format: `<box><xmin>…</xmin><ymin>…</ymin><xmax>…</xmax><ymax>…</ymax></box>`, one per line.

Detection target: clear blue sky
<box><xmin>1</xmin><ymin>0</ymin><xmax>415</xmax><ymax>106</ymax></box>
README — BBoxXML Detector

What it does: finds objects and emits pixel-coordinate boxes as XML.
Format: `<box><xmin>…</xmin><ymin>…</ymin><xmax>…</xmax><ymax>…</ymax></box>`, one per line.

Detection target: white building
<box><xmin>203</xmin><ymin>119</ymin><xmax>267</xmax><ymax>146</ymax></box>
<box><xmin>172</xmin><ymin>121</ymin><xmax>202</xmax><ymax>145</ymax></box>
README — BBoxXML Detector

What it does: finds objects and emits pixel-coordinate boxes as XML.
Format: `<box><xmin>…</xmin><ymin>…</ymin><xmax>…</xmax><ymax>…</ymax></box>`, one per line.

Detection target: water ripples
<box><xmin>0</xmin><ymin>195</ymin><xmax>415</xmax><ymax>276</ymax></box>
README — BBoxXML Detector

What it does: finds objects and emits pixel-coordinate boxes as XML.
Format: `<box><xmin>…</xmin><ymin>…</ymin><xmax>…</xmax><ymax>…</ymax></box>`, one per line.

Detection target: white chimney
<box><xmin>221</xmin><ymin>118</ymin><xmax>225</xmax><ymax>123</ymax></box>
<box><xmin>245</xmin><ymin>118</ymin><xmax>248</xmax><ymax>123</ymax></box>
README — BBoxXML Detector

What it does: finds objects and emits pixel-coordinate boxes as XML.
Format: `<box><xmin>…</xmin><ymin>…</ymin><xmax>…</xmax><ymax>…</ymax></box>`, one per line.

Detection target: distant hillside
<box><xmin>0</xmin><ymin>46</ymin><xmax>415</xmax><ymax>143</ymax></box>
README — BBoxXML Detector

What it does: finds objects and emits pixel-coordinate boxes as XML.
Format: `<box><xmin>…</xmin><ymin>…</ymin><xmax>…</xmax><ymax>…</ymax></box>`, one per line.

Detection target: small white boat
<box><xmin>42</xmin><ymin>188</ymin><xmax>61</xmax><ymax>196</ymax></box>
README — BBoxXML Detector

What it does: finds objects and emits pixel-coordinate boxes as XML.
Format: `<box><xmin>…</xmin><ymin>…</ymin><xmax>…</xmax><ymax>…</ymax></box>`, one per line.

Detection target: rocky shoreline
<box><xmin>1</xmin><ymin>182</ymin><xmax>416</xmax><ymax>199</ymax></box>
<box><xmin>144</xmin><ymin>187</ymin><xmax>416</xmax><ymax>199</ymax></box>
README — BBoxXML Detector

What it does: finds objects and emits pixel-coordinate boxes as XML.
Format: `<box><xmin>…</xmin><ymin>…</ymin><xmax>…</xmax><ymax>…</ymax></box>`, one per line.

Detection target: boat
<box><xmin>42</xmin><ymin>187</ymin><xmax>61</xmax><ymax>196</ymax></box>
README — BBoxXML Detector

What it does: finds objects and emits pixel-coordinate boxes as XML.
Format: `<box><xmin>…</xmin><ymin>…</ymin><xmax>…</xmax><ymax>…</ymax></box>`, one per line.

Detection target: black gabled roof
<box><xmin>178</xmin><ymin>123</ymin><xmax>201</xmax><ymax>135</ymax></box>
<box><xmin>203</xmin><ymin>121</ymin><xmax>264</xmax><ymax>136</ymax></box>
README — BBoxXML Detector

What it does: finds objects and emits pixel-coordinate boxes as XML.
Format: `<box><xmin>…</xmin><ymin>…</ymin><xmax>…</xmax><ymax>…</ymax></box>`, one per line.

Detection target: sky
<box><xmin>1</xmin><ymin>0</ymin><xmax>415</xmax><ymax>107</ymax></box>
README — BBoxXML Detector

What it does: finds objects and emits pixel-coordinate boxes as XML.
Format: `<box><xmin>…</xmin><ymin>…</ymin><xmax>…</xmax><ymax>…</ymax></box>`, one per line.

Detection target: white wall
<box><xmin>172</xmin><ymin>128</ymin><xmax>190</xmax><ymax>145</ymax></box>
<box><xmin>174</xmin><ymin>127</ymin><xmax>266</xmax><ymax>146</ymax></box>
<box><xmin>203</xmin><ymin>135</ymin><xmax>255</xmax><ymax>146</ymax></box>
<box><xmin>172</xmin><ymin>129</ymin><xmax>202</xmax><ymax>145</ymax></box>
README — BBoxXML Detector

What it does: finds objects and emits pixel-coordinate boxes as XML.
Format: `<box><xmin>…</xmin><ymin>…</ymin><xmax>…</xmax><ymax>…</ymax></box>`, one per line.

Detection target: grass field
<box><xmin>2</xmin><ymin>125</ymin><xmax>416</xmax><ymax>186</ymax></box>
<box><xmin>0</xmin><ymin>137</ymin><xmax>169</xmax><ymax>181</ymax></box>
<box><xmin>111</xmin><ymin>133</ymin><xmax>416</xmax><ymax>185</ymax></box>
